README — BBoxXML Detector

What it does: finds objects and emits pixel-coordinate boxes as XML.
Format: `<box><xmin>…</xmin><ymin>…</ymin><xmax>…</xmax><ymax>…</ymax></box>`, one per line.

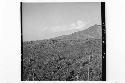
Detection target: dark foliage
<box><xmin>22</xmin><ymin>25</ymin><xmax>102</xmax><ymax>81</ymax></box>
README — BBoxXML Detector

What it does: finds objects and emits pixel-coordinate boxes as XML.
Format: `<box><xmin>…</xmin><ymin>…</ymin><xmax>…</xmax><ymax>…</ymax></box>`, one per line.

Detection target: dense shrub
<box><xmin>22</xmin><ymin>37</ymin><xmax>102</xmax><ymax>81</ymax></box>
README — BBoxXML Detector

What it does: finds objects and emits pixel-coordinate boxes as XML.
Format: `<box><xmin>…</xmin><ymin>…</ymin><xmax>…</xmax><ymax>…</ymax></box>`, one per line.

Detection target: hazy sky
<box><xmin>22</xmin><ymin>2</ymin><xmax>101</xmax><ymax>41</ymax></box>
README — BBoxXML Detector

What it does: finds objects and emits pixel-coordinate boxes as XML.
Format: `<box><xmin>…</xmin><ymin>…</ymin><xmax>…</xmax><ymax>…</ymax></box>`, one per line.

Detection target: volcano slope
<box><xmin>22</xmin><ymin>24</ymin><xmax>102</xmax><ymax>81</ymax></box>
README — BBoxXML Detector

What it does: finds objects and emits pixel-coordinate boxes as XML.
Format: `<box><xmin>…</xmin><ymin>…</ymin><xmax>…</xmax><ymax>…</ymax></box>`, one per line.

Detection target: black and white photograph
<box><xmin>21</xmin><ymin>2</ymin><xmax>106</xmax><ymax>81</ymax></box>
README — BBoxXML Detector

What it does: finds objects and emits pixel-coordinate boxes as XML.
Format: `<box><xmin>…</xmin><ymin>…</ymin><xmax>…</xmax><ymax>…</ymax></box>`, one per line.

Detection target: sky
<box><xmin>22</xmin><ymin>2</ymin><xmax>101</xmax><ymax>41</ymax></box>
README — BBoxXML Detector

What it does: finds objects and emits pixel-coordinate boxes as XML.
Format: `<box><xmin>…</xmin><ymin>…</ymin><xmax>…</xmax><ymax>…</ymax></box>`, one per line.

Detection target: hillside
<box><xmin>22</xmin><ymin>24</ymin><xmax>102</xmax><ymax>81</ymax></box>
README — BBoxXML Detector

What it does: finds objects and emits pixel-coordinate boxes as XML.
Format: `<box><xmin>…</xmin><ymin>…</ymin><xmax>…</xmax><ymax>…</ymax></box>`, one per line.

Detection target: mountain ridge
<box><xmin>23</xmin><ymin>24</ymin><xmax>102</xmax><ymax>45</ymax></box>
<box><xmin>52</xmin><ymin>24</ymin><xmax>102</xmax><ymax>41</ymax></box>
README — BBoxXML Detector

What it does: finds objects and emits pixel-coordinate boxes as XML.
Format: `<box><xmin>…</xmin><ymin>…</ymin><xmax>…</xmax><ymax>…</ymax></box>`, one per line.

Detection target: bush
<box><xmin>22</xmin><ymin>38</ymin><xmax>102</xmax><ymax>81</ymax></box>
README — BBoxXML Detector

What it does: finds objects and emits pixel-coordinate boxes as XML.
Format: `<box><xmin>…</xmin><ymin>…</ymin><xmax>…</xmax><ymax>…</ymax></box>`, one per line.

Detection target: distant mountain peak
<box><xmin>53</xmin><ymin>24</ymin><xmax>102</xmax><ymax>40</ymax></box>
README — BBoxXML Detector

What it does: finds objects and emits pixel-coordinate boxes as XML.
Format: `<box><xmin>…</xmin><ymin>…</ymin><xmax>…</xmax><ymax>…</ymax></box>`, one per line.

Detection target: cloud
<box><xmin>75</xmin><ymin>20</ymin><xmax>86</xmax><ymax>29</ymax></box>
<box><xmin>69</xmin><ymin>23</ymin><xmax>76</xmax><ymax>29</ymax></box>
<box><xmin>69</xmin><ymin>20</ymin><xmax>86</xmax><ymax>30</ymax></box>
<box><xmin>42</xmin><ymin>20</ymin><xmax>86</xmax><ymax>33</ymax></box>
<box><xmin>70</xmin><ymin>23</ymin><xmax>76</xmax><ymax>27</ymax></box>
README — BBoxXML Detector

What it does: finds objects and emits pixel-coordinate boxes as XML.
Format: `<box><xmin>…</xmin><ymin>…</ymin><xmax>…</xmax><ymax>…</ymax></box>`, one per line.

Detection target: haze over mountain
<box><xmin>23</xmin><ymin>24</ymin><xmax>101</xmax><ymax>42</ymax></box>
<box><xmin>53</xmin><ymin>24</ymin><xmax>102</xmax><ymax>41</ymax></box>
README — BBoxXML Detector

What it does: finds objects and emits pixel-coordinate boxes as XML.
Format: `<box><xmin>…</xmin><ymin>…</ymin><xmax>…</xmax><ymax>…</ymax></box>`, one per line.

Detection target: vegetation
<box><xmin>22</xmin><ymin>25</ymin><xmax>102</xmax><ymax>81</ymax></box>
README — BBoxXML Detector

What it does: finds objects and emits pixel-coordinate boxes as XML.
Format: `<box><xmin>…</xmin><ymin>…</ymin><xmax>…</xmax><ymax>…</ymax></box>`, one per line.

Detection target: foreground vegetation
<box><xmin>22</xmin><ymin>38</ymin><xmax>102</xmax><ymax>81</ymax></box>
<box><xmin>22</xmin><ymin>25</ymin><xmax>102</xmax><ymax>81</ymax></box>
